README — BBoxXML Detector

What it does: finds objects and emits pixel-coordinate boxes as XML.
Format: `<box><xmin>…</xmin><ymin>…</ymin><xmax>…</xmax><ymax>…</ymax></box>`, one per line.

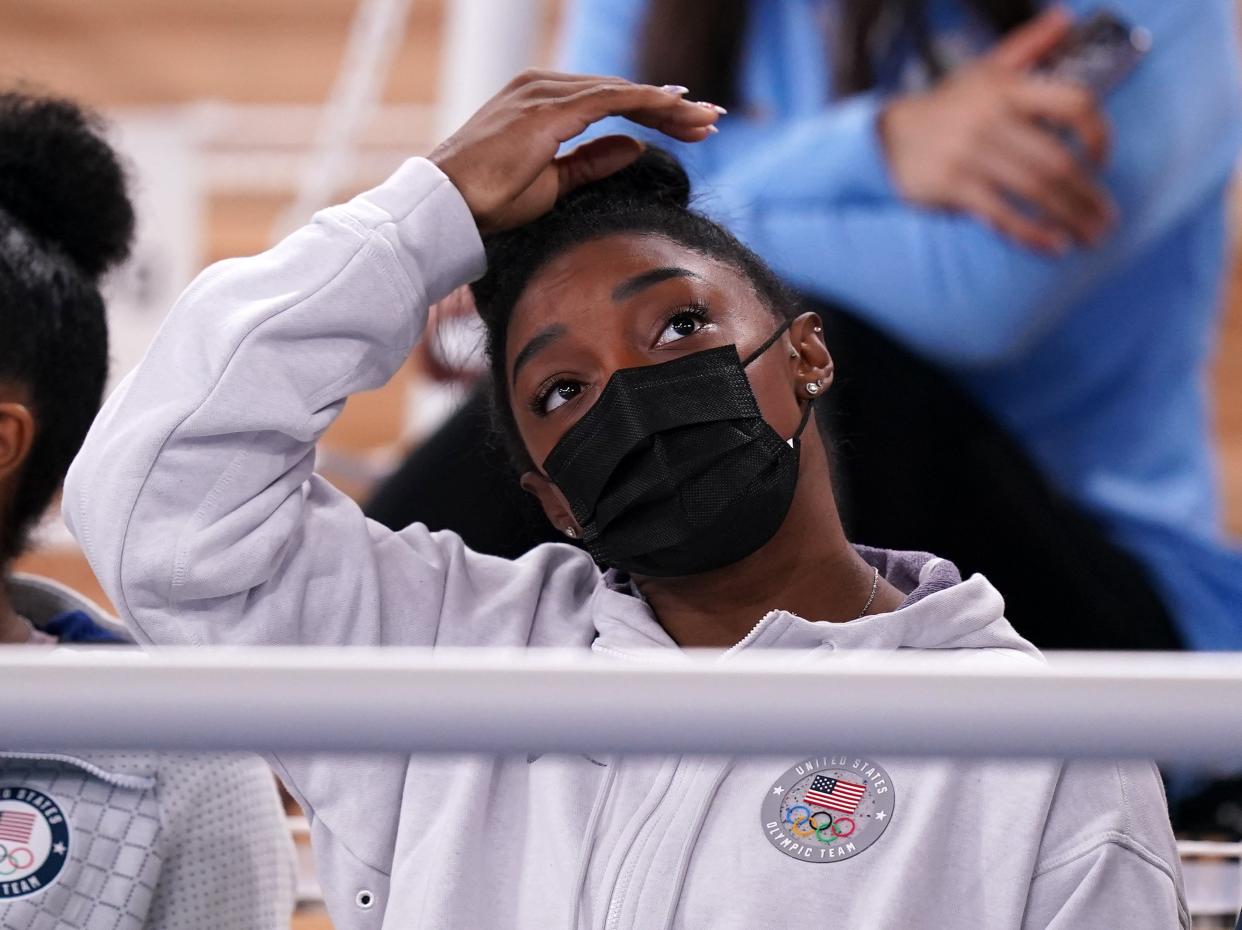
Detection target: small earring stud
<box><xmin>565</xmin><ymin>526</ymin><xmax>577</xmax><ymax>538</ymax></box>
<box><xmin>812</xmin><ymin>325</ymin><xmax>822</xmax><ymax>334</ymax></box>
<box><xmin>805</xmin><ymin>381</ymin><xmax>821</xmax><ymax>395</ymax></box>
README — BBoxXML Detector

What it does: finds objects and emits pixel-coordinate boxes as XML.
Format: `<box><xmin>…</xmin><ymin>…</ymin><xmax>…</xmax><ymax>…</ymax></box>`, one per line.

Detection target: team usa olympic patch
<box><xmin>761</xmin><ymin>755</ymin><xmax>895</xmax><ymax>863</ymax></box>
<box><xmin>0</xmin><ymin>787</ymin><xmax>69</xmax><ymax>899</ymax></box>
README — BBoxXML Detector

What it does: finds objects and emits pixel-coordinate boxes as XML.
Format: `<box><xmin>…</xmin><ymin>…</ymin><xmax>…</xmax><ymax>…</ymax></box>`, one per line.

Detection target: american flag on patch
<box><xmin>803</xmin><ymin>775</ymin><xmax>867</xmax><ymax>815</ymax></box>
<box><xmin>0</xmin><ymin>809</ymin><xmax>37</xmax><ymax>844</ymax></box>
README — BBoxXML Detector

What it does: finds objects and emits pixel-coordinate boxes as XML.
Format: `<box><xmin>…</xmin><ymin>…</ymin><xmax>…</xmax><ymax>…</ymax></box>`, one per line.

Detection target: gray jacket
<box><xmin>63</xmin><ymin>157</ymin><xmax>1188</xmax><ymax>930</ymax></box>
<box><xmin>1</xmin><ymin>574</ymin><xmax>295</xmax><ymax>929</ymax></box>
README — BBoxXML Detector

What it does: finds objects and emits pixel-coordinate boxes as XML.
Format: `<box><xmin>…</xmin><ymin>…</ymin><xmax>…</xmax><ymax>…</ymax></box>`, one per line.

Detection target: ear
<box><xmin>788</xmin><ymin>312</ymin><xmax>833</xmax><ymax>398</ymax></box>
<box><xmin>0</xmin><ymin>401</ymin><xmax>35</xmax><ymax>483</ymax></box>
<box><xmin>519</xmin><ymin>470</ymin><xmax>582</xmax><ymax>540</ymax></box>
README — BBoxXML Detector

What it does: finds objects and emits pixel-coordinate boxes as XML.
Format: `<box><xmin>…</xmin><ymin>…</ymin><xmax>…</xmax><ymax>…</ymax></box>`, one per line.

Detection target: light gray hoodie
<box><xmin>63</xmin><ymin>157</ymin><xmax>1188</xmax><ymax>930</ymax></box>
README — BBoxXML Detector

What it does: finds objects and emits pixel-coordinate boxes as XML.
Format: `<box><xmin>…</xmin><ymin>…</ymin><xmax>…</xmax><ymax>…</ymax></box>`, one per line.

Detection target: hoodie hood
<box><xmin>590</xmin><ymin>546</ymin><xmax>1040</xmax><ymax>660</ymax></box>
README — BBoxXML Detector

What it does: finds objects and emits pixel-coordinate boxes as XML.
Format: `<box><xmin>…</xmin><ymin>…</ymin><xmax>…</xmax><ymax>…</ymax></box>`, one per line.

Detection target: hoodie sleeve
<box><xmin>1020</xmin><ymin>760</ymin><xmax>1188</xmax><ymax>930</ymax></box>
<box><xmin>62</xmin><ymin>156</ymin><xmax>601</xmax><ymax>652</ymax></box>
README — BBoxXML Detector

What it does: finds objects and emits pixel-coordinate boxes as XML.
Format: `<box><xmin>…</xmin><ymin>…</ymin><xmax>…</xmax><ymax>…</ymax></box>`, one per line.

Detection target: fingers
<box><xmin>568</xmin><ymin>81</ymin><xmax>723</xmax><ymax>140</ymax></box>
<box><xmin>433</xmin><ymin>71</ymin><xmax>724</xmax><ymax>233</ymax></box>
<box><xmin>504</xmin><ymin>68</ymin><xmax>628</xmax><ymax>91</ymax></box>
<box><xmin>989</xmin><ymin>5</ymin><xmax>1074</xmax><ymax>71</ymax></box>
<box><xmin>957</xmin><ymin>181</ymin><xmax>1069</xmax><ymax>253</ymax></box>
<box><xmin>988</xmin><ymin>122</ymin><xmax>1114</xmax><ymax>244</ymax></box>
<box><xmin>977</xmin><ymin>148</ymin><xmax>1098</xmax><ymax>247</ymax></box>
<box><xmin>512</xmin><ymin>75</ymin><xmax>723</xmax><ymax>144</ymax></box>
<box><xmin>1010</xmin><ymin>78</ymin><xmax>1110</xmax><ymax>164</ymax></box>
<box><xmin>556</xmin><ymin>135</ymin><xmax>646</xmax><ymax>196</ymax></box>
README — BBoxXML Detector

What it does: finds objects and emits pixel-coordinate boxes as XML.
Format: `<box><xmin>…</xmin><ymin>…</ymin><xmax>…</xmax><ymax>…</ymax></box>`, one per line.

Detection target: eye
<box><xmin>655</xmin><ymin>306</ymin><xmax>709</xmax><ymax>346</ymax></box>
<box><xmin>534</xmin><ymin>379</ymin><xmax>583</xmax><ymax>415</ymax></box>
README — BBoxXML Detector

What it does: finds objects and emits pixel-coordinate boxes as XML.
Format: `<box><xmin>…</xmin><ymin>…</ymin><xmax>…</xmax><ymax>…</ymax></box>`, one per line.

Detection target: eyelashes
<box><xmin>662</xmin><ymin>302</ymin><xmax>710</xmax><ymax>335</ymax></box>
<box><xmin>529</xmin><ymin>374</ymin><xmax>576</xmax><ymax>416</ymax></box>
<box><xmin>528</xmin><ymin>303</ymin><xmax>715</xmax><ymax>416</ymax></box>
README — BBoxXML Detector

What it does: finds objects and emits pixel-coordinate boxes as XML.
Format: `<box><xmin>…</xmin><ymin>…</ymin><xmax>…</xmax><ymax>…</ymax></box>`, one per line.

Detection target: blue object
<box><xmin>560</xmin><ymin>0</ymin><xmax>1242</xmax><ymax>649</ymax></box>
<box><xmin>45</xmin><ymin>610</ymin><xmax>127</xmax><ymax>644</ymax></box>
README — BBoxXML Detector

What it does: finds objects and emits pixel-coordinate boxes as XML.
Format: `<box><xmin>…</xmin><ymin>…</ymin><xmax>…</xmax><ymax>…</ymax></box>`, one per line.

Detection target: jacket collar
<box><xmin>589</xmin><ymin>546</ymin><xmax>1036</xmax><ymax>660</ymax></box>
<box><xmin>8</xmin><ymin>572</ymin><xmax>131</xmax><ymax>641</ymax></box>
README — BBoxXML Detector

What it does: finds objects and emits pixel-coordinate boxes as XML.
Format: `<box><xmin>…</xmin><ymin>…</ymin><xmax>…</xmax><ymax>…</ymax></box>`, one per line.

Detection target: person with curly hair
<box><xmin>0</xmin><ymin>90</ymin><xmax>295</xmax><ymax>929</ymax></box>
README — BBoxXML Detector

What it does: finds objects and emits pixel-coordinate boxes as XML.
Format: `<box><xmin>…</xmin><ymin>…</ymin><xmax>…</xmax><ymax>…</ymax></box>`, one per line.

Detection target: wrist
<box><xmin>876</xmin><ymin>98</ymin><xmax>910</xmax><ymax>175</ymax></box>
<box><xmin>354</xmin><ymin>157</ymin><xmax>487</xmax><ymax>301</ymax></box>
<box><xmin>876</xmin><ymin>95</ymin><xmax>932</xmax><ymax>203</ymax></box>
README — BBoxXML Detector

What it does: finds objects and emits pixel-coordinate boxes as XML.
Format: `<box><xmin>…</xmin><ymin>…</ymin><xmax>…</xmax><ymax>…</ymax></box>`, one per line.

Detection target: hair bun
<box><xmin>0</xmin><ymin>92</ymin><xmax>134</xmax><ymax>280</ymax></box>
<box><xmin>562</xmin><ymin>144</ymin><xmax>691</xmax><ymax>212</ymax></box>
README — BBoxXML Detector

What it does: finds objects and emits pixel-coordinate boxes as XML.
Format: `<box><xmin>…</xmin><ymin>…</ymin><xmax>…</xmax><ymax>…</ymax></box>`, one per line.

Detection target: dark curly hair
<box><xmin>470</xmin><ymin>147</ymin><xmax>801</xmax><ymax>472</ymax></box>
<box><xmin>0</xmin><ymin>91</ymin><xmax>134</xmax><ymax>563</ymax></box>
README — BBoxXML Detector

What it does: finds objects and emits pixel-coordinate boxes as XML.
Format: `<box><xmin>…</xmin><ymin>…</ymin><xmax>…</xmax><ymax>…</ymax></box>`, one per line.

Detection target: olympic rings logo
<box><xmin>0</xmin><ymin>843</ymin><xmax>35</xmax><ymax>876</ymax></box>
<box><xmin>783</xmin><ymin>805</ymin><xmax>855</xmax><ymax>844</ymax></box>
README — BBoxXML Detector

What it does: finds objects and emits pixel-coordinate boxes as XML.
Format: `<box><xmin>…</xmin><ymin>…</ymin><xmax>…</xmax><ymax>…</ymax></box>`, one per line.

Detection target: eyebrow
<box><xmin>511</xmin><ymin>323</ymin><xmax>567</xmax><ymax>387</ymax></box>
<box><xmin>611</xmin><ymin>266</ymin><xmax>701</xmax><ymax>302</ymax></box>
<box><xmin>510</xmin><ymin>267</ymin><xmax>703</xmax><ymax>388</ymax></box>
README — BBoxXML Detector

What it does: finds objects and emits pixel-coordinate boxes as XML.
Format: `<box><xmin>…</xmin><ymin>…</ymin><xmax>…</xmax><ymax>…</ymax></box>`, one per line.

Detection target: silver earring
<box><xmin>805</xmin><ymin>381</ymin><xmax>821</xmax><ymax>395</ymax></box>
<box><xmin>565</xmin><ymin>526</ymin><xmax>577</xmax><ymax>538</ymax></box>
<box><xmin>812</xmin><ymin>325</ymin><xmax>822</xmax><ymax>334</ymax></box>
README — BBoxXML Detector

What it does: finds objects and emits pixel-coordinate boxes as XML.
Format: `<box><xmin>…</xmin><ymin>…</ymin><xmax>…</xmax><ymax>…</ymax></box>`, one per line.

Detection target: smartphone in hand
<box><xmin>1036</xmin><ymin>10</ymin><xmax>1151</xmax><ymax>97</ymax></box>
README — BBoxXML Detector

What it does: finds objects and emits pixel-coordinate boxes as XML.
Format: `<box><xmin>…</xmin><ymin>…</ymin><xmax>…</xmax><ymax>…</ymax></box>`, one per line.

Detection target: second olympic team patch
<box><xmin>0</xmin><ymin>786</ymin><xmax>70</xmax><ymax>899</ymax></box>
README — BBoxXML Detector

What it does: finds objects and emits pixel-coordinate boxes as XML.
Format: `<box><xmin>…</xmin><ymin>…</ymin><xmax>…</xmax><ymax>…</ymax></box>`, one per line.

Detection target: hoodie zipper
<box><xmin>0</xmin><ymin>751</ymin><xmax>156</xmax><ymax>790</ymax></box>
<box><xmin>656</xmin><ymin>761</ymin><xmax>734</xmax><ymax>930</ymax></box>
<box><xmin>566</xmin><ymin>758</ymin><xmax>618</xmax><ymax>930</ymax></box>
<box><xmin>720</xmin><ymin>610</ymin><xmax>785</xmax><ymax>658</ymax></box>
<box><xmin>601</xmin><ymin>761</ymin><xmax>685</xmax><ymax>930</ymax></box>
<box><xmin>598</xmin><ymin>757</ymin><xmax>735</xmax><ymax>930</ymax></box>
<box><xmin>593</xmin><ymin>610</ymin><xmax>786</xmax><ymax>664</ymax></box>
<box><xmin>586</xmin><ymin>611</ymin><xmax>788</xmax><ymax>929</ymax></box>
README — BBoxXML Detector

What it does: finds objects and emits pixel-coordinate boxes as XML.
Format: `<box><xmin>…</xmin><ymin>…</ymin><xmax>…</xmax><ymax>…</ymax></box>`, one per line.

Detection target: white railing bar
<box><xmin>4</xmin><ymin>648</ymin><xmax>1242</xmax><ymax>760</ymax></box>
<box><xmin>1179</xmin><ymin>841</ymin><xmax>1242</xmax><ymax>858</ymax></box>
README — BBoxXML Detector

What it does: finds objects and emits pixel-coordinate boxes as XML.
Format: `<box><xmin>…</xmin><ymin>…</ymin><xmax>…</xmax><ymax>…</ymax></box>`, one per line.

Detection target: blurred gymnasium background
<box><xmin>2</xmin><ymin>2</ymin><xmax>1239</xmax><ymax>926</ymax></box>
<box><xmin>5</xmin><ymin>0</ymin><xmax>1239</xmax><ymax>605</ymax></box>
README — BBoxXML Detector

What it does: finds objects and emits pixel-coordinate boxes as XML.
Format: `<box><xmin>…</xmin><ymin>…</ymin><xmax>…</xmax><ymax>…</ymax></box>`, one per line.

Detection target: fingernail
<box><xmin>660</xmin><ymin>84</ymin><xmax>690</xmax><ymax>95</ymax></box>
<box><xmin>705</xmin><ymin>124</ymin><xmax>720</xmax><ymax>134</ymax></box>
<box><xmin>697</xmin><ymin>101</ymin><xmax>728</xmax><ymax>115</ymax></box>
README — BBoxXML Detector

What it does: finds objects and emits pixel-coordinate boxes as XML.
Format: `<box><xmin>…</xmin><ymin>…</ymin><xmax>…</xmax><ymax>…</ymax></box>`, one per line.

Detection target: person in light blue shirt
<box><xmin>559</xmin><ymin>0</ymin><xmax>1242</xmax><ymax>650</ymax></box>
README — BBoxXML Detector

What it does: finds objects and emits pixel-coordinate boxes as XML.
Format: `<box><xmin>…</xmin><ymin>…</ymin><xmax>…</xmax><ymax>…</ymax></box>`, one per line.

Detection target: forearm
<box><xmin>63</xmin><ymin>158</ymin><xmax>485</xmax><ymax>637</ymax></box>
<box><xmin>712</xmin><ymin>125</ymin><xmax>1237</xmax><ymax>368</ymax></box>
<box><xmin>718</xmin><ymin>200</ymin><xmax>1087</xmax><ymax>365</ymax></box>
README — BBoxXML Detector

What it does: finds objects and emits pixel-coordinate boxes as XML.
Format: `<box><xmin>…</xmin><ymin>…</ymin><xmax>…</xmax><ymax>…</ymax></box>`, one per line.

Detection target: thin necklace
<box><xmin>856</xmin><ymin>567</ymin><xmax>880</xmax><ymax>619</ymax></box>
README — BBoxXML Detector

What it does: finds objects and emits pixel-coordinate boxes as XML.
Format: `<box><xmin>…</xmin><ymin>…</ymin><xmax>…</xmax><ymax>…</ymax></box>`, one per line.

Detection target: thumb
<box><xmin>989</xmin><ymin>6</ymin><xmax>1074</xmax><ymax>71</ymax></box>
<box><xmin>556</xmin><ymin>135</ymin><xmax>646</xmax><ymax>197</ymax></box>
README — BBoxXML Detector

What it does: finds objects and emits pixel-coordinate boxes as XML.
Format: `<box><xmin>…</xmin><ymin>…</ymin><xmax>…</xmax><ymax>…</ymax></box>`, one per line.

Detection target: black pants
<box><xmin>365</xmin><ymin>302</ymin><xmax>1182</xmax><ymax>651</ymax></box>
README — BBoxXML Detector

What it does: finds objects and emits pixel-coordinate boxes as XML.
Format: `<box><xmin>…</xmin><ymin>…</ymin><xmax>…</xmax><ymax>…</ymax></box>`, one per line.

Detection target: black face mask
<box><xmin>542</xmin><ymin>320</ymin><xmax>815</xmax><ymax>577</ymax></box>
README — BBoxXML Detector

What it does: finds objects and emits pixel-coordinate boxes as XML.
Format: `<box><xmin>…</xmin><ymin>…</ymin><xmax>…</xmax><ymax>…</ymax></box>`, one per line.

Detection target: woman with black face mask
<box><xmin>66</xmin><ymin>73</ymin><xmax>1186</xmax><ymax>929</ymax></box>
<box><xmin>374</xmin><ymin>0</ymin><xmax>1242</xmax><ymax>656</ymax></box>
